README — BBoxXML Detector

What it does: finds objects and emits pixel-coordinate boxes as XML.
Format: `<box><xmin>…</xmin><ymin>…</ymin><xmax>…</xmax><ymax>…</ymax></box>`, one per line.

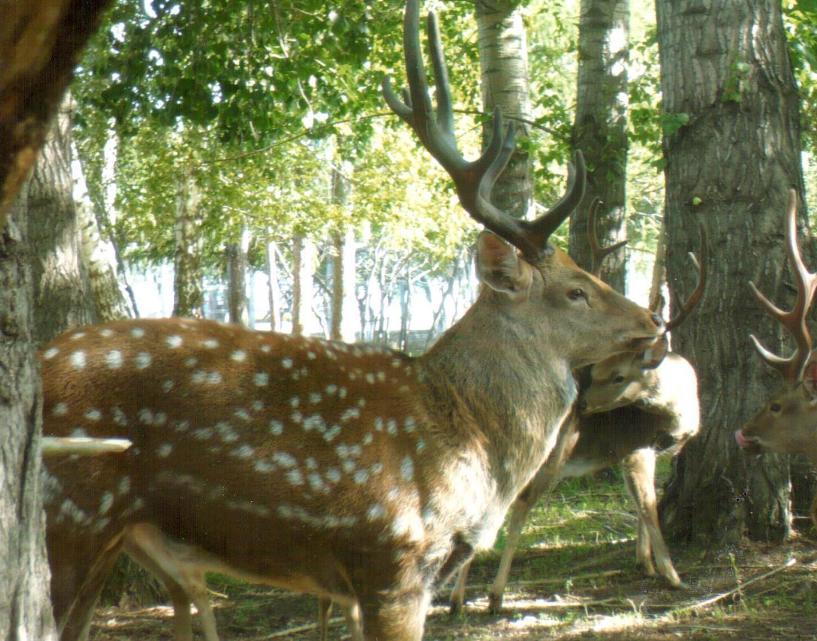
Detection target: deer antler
<box><xmin>749</xmin><ymin>189</ymin><xmax>816</xmax><ymax>382</ymax></box>
<box><xmin>587</xmin><ymin>199</ymin><xmax>627</xmax><ymax>277</ymax></box>
<box><xmin>382</xmin><ymin>0</ymin><xmax>585</xmax><ymax>261</ymax></box>
<box><xmin>664</xmin><ymin>224</ymin><xmax>708</xmax><ymax>333</ymax></box>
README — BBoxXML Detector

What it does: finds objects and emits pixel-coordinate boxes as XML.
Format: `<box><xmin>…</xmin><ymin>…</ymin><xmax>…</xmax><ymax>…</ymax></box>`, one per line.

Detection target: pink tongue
<box><xmin>734</xmin><ymin>430</ymin><xmax>747</xmax><ymax>448</ymax></box>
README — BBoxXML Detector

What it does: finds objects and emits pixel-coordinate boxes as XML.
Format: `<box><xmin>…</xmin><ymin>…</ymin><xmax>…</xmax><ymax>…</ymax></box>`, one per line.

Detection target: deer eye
<box><xmin>613</xmin><ymin>375</ymin><xmax>626</xmax><ymax>384</ymax></box>
<box><xmin>568</xmin><ymin>288</ymin><xmax>587</xmax><ymax>302</ymax></box>
<box><xmin>769</xmin><ymin>402</ymin><xmax>782</xmax><ymax>413</ymax></box>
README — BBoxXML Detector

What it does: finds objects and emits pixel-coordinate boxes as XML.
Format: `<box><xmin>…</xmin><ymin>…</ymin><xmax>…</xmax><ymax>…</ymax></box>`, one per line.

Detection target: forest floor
<box><xmin>89</xmin><ymin>470</ymin><xmax>817</xmax><ymax>641</ymax></box>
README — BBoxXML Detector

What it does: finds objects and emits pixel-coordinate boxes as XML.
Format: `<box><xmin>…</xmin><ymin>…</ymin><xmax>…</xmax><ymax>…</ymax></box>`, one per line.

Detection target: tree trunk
<box><xmin>292</xmin><ymin>234</ymin><xmax>316</xmax><ymax>336</ymax></box>
<box><xmin>569</xmin><ymin>0</ymin><xmax>629</xmax><ymax>292</ymax></box>
<box><xmin>172</xmin><ymin>169</ymin><xmax>204</xmax><ymax>318</ymax></box>
<box><xmin>73</xmin><ymin>140</ymin><xmax>131</xmax><ymax>322</ymax></box>
<box><xmin>329</xmin><ymin>161</ymin><xmax>358</xmax><ymax>343</ymax></box>
<box><xmin>226</xmin><ymin>229</ymin><xmax>250</xmax><ymax>326</ymax></box>
<box><xmin>476</xmin><ymin>0</ymin><xmax>533</xmax><ymax>220</ymax></box>
<box><xmin>27</xmin><ymin>98</ymin><xmax>96</xmax><ymax>345</ymax></box>
<box><xmin>0</xmin><ymin>0</ymin><xmax>112</xmax><ymax>224</ymax></box>
<box><xmin>265</xmin><ymin>239</ymin><xmax>283</xmax><ymax>332</ymax></box>
<box><xmin>656</xmin><ymin>0</ymin><xmax>805</xmax><ymax>545</ymax></box>
<box><xmin>0</xmin><ymin>191</ymin><xmax>57</xmax><ymax>641</ymax></box>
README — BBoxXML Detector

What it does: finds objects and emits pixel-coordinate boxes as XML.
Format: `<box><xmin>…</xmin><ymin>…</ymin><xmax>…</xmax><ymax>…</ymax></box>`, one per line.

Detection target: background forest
<box><xmin>4</xmin><ymin>0</ymin><xmax>817</xmax><ymax>639</ymax></box>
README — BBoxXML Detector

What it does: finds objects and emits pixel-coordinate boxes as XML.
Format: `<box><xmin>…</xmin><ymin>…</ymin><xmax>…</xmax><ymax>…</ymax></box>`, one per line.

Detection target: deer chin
<box><xmin>734</xmin><ymin>430</ymin><xmax>764</xmax><ymax>455</ymax></box>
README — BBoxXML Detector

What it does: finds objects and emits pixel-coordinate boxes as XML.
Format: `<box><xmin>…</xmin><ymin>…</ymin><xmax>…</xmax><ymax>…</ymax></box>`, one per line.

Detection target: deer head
<box><xmin>579</xmin><ymin>214</ymin><xmax>706</xmax><ymax>415</ymax></box>
<box><xmin>737</xmin><ymin>190</ymin><xmax>817</xmax><ymax>462</ymax></box>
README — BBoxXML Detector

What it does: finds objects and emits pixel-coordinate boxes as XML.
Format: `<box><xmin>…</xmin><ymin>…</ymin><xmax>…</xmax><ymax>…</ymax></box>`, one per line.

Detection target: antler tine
<box><xmin>665</xmin><ymin>224</ymin><xmax>708</xmax><ymax>332</ymax></box>
<box><xmin>382</xmin><ymin>0</ymin><xmax>582</xmax><ymax>261</ymax></box>
<box><xmin>749</xmin><ymin>189</ymin><xmax>816</xmax><ymax>381</ymax></box>
<box><xmin>587</xmin><ymin>198</ymin><xmax>627</xmax><ymax>277</ymax></box>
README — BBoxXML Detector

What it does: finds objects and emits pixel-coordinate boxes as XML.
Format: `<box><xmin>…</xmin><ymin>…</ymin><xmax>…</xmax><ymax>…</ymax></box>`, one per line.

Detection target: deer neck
<box><xmin>417</xmin><ymin>292</ymin><xmax>576</xmax><ymax>503</ymax></box>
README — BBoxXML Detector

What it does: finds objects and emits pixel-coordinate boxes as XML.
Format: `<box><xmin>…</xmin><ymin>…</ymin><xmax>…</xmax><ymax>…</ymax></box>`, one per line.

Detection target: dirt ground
<box><xmin>88</xmin><ymin>535</ymin><xmax>817</xmax><ymax>641</ymax></box>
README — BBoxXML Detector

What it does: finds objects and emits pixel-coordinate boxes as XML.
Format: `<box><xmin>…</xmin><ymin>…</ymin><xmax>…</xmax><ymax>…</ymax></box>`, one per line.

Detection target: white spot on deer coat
<box><xmin>269</xmin><ymin>420</ymin><xmax>284</xmax><ymax>435</ymax></box>
<box><xmin>43</xmin><ymin>347</ymin><xmax>59</xmax><ymax>360</ymax></box>
<box><xmin>52</xmin><ymin>403</ymin><xmax>68</xmax><ymax>416</ymax></box>
<box><xmin>85</xmin><ymin>409</ymin><xmax>102</xmax><ymax>422</ymax></box>
<box><xmin>193</xmin><ymin>427</ymin><xmax>214</xmax><ymax>440</ymax></box>
<box><xmin>207</xmin><ymin>371</ymin><xmax>223</xmax><ymax>385</ymax></box>
<box><xmin>387</xmin><ymin>419</ymin><xmax>398</xmax><ymax>435</ymax></box>
<box><xmin>354</xmin><ymin>469</ymin><xmax>369</xmax><ymax>485</ymax></box>
<box><xmin>70</xmin><ymin>332</ymin><xmax>86</xmax><ymax>341</ymax></box>
<box><xmin>70</xmin><ymin>351</ymin><xmax>87</xmax><ymax>369</ymax></box>
<box><xmin>157</xmin><ymin>443</ymin><xmax>173</xmax><ymax>457</ymax></box>
<box><xmin>118</xmin><ymin>476</ymin><xmax>131</xmax><ymax>495</ymax></box>
<box><xmin>325</xmin><ymin>467</ymin><xmax>341</xmax><ymax>483</ymax></box>
<box><xmin>289</xmin><ymin>396</ymin><xmax>300</xmax><ymax>408</ymax></box>
<box><xmin>231</xmin><ymin>350</ymin><xmax>247</xmax><ymax>362</ymax></box>
<box><xmin>309</xmin><ymin>392</ymin><xmax>322</xmax><ymax>404</ymax></box>
<box><xmin>254</xmin><ymin>372</ymin><xmax>269</xmax><ymax>387</ymax></box>
<box><xmin>303</xmin><ymin>415</ymin><xmax>326</xmax><ymax>432</ymax></box>
<box><xmin>251</xmin><ymin>400</ymin><xmax>264</xmax><ymax>412</ymax></box>
<box><xmin>215</xmin><ymin>422</ymin><xmax>239</xmax><ymax>443</ymax></box>
<box><xmin>282</xmin><ymin>358</ymin><xmax>293</xmax><ymax>369</ymax></box>
<box><xmin>324</xmin><ymin>425</ymin><xmax>341</xmax><ymax>442</ymax></box>
<box><xmin>202</xmin><ymin>339</ymin><xmax>219</xmax><ymax>349</ymax></box>
<box><xmin>401</xmin><ymin>457</ymin><xmax>414</xmax><ymax>482</ymax></box>
<box><xmin>166</xmin><ymin>335</ymin><xmax>183</xmax><ymax>348</ymax></box>
<box><xmin>112</xmin><ymin>407</ymin><xmax>128</xmax><ymax>426</ymax></box>
<box><xmin>134</xmin><ymin>352</ymin><xmax>152</xmax><ymax>369</ymax></box>
<box><xmin>255</xmin><ymin>459</ymin><xmax>275</xmax><ymax>473</ymax></box>
<box><xmin>234</xmin><ymin>408</ymin><xmax>251</xmax><ymax>422</ymax></box>
<box><xmin>131</xmin><ymin>327</ymin><xmax>145</xmax><ymax>338</ymax></box>
<box><xmin>185</xmin><ymin>357</ymin><xmax>198</xmax><ymax>368</ymax></box>
<box><xmin>192</xmin><ymin>370</ymin><xmax>207</xmax><ymax>384</ymax></box>
<box><xmin>99</xmin><ymin>492</ymin><xmax>114</xmax><ymax>515</ymax></box>
<box><xmin>105</xmin><ymin>350</ymin><xmax>123</xmax><ymax>369</ymax></box>
<box><xmin>232</xmin><ymin>444</ymin><xmax>254</xmax><ymax>459</ymax></box>
<box><xmin>286</xmin><ymin>468</ymin><xmax>304</xmax><ymax>486</ymax></box>
<box><xmin>326</xmin><ymin>384</ymin><xmax>338</xmax><ymax>395</ymax></box>
<box><xmin>273</xmin><ymin>451</ymin><xmax>297</xmax><ymax>468</ymax></box>
<box><xmin>70</xmin><ymin>427</ymin><xmax>88</xmax><ymax>438</ymax></box>
<box><xmin>340</xmin><ymin>407</ymin><xmax>360</xmax><ymax>423</ymax></box>
<box><xmin>162</xmin><ymin>379</ymin><xmax>174</xmax><ymax>393</ymax></box>
<box><xmin>367</xmin><ymin>503</ymin><xmax>386</xmax><ymax>521</ymax></box>
<box><xmin>261</xmin><ymin>344</ymin><xmax>272</xmax><ymax>353</ymax></box>
<box><xmin>365</xmin><ymin>373</ymin><xmax>375</xmax><ymax>384</ymax></box>
<box><xmin>404</xmin><ymin>417</ymin><xmax>417</xmax><ymax>432</ymax></box>
<box><xmin>99</xmin><ymin>328</ymin><xmax>114</xmax><ymax>338</ymax></box>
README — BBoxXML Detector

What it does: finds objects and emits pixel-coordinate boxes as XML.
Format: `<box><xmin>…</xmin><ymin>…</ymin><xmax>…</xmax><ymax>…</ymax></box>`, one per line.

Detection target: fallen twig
<box><xmin>667</xmin><ymin>557</ymin><xmax>797</xmax><ymax>616</ymax></box>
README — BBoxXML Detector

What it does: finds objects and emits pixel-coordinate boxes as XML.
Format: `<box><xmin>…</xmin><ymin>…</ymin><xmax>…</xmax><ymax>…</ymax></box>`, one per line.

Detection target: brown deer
<box><xmin>42</xmin><ymin>3</ymin><xmax>663</xmax><ymax>640</ymax></box>
<box><xmin>450</xmin><ymin>210</ymin><xmax>705</xmax><ymax>613</ymax></box>
<box><xmin>736</xmin><ymin>189</ymin><xmax>817</xmax><ymax>524</ymax></box>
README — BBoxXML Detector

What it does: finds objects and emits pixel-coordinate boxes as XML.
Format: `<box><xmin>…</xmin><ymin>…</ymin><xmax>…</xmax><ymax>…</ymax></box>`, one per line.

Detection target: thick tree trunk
<box><xmin>172</xmin><ymin>170</ymin><xmax>204</xmax><ymax>318</ymax></box>
<box><xmin>329</xmin><ymin>162</ymin><xmax>357</xmax><ymax>343</ymax></box>
<box><xmin>569</xmin><ymin>0</ymin><xmax>629</xmax><ymax>292</ymax></box>
<box><xmin>0</xmin><ymin>195</ymin><xmax>57</xmax><ymax>641</ymax></box>
<box><xmin>27</xmin><ymin>99</ymin><xmax>96</xmax><ymax>345</ymax></box>
<box><xmin>476</xmin><ymin>0</ymin><xmax>533</xmax><ymax>220</ymax></box>
<box><xmin>657</xmin><ymin>0</ymin><xmax>805</xmax><ymax>545</ymax></box>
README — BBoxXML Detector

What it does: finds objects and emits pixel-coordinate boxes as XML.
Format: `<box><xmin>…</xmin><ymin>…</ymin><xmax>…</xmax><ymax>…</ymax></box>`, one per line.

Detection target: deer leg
<box><xmin>448</xmin><ymin>560</ymin><xmax>470</xmax><ymax>615</ymax></box>
<box><xmin>125</xmin><ymin>523</ymin><xmax>221</xmax><ymax>641</ymax></box>
<box><xmin>56</xmin><ymin>532</ymin><xmax>126</xmax><ymax>641</ymax></box>
<box><xmin>343</xmin><ymin>602</ymin><xmax>363</xmax><ymax>641</ymax></box>
<box><xmin>622</xmin><ymin>449</ymin><xmax>683</xmax><ymax>588</ymax></box>
<box><xmin>488</xmin><ymin>424</ymin><xmax>574</xmax><ymax>614</ymax></box>
<box><xmin>318</xmin><ymin>597</ymin><xmax>332</xmax><ymax>641</ymax></box>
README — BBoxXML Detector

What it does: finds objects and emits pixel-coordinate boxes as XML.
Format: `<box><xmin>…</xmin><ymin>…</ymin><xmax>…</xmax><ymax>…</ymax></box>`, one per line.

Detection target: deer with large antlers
<box><xmin>450</xmin><ymin>206</ymin><xmax>705</xmax><ymax>613</ymax></box>
<box><xmin>736</xmin><ymin>190</ymin><xmax>817</xmax><ymax>524</ymax></box>
<box><xmin>43</xmin><ymin>3</ymin><xmax>663</xmax><ymax>640</ymax></box>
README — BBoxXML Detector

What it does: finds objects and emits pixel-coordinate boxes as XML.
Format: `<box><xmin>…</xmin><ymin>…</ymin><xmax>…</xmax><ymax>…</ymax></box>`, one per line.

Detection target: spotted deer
<box><xmin>736</xmin><ymin>190</ymin><xmax>817</xmax><ymax>525</ymax></box>
<box><xmin>450</xmin><ymin>211</ymin><xmax>705</xmax><ymax>613</ymax></box>
<box><xmin>42</xmin><ymin>3</ymin><xmax>663</xmax><ymax>640</ymax></box>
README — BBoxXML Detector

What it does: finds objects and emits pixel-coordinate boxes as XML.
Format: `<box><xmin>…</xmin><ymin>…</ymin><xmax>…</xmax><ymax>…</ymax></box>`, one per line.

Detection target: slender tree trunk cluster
<box><xmin>656</xmin><ymin>0</ymin><xmax>805</xmax><ymax>545</ymax></box>
<box><xmin>570</xmin><ymin>0</ymin><xmax>630</xmax><ymax>292</ymax></box>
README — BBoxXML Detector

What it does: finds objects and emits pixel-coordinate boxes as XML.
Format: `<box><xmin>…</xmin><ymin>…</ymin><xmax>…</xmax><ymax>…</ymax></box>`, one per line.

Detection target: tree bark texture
<box><xmin>226</xmin><ymin>229</ymin><xmax>250</xmax><ymax>326</ymax></box>
<box><xmin>0</xmin><ymin>196</ymin><xmax>57</xmax><ymax>640</ymax></box>
<box><xmin>476</xmin><ymin>0</ymin><xmax>533</xmax><ymax>220</ymax></box>
<box><xmin>172</xmin><ymin>170</ymin><xmax>204</xmax><ymax>318</ymax></box>
<box><xmin>26</xmin><ymin>100</ymin><xmax>96</xmax><ymax>345</ymax></box>
<box><xmin>569</xmin><ymin>0</ymin><xmax>630</xmax><ymax>292</ymax></box>
<box><xmin>265</xmin><ymin>239</ymin><xmax>282</xmax><ymax>332</ymax></box>
<box><xmin>656</xmin><ymin>0</ymin><xmax>805</xmax><ymax>545</ymax></box>
<box><xmin>292</xmin><ymin>234</ymin><xmax>316</xmax><ymax>336</ymax></box>
<box><xmin>0</xmin><ymin>0</ymin><xmax>112</xmax><ymax>224</ymax></box>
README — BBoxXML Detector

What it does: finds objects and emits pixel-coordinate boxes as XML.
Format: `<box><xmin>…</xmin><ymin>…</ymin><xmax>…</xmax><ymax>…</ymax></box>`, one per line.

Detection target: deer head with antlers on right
<box><xmin>736</xmin><ymin>190</ymin><xmax>817</xmax><ymax>486</ymax></box>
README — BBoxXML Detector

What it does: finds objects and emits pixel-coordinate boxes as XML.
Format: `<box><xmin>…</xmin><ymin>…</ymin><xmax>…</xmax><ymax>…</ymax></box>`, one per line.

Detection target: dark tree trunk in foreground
<box><xmin>0</xmin><ymin>3</ymin><xmax>112</xmax><ymax>638</ymax></box>
<box><xmin>570</xmin><ymin>0</ymin><xmax>629</xmax><ymax>292</ymax></box>
<box><xmin>657</xmin><ymin>0</ymin><xmax>805</xmax><ymax>545</ymax></box>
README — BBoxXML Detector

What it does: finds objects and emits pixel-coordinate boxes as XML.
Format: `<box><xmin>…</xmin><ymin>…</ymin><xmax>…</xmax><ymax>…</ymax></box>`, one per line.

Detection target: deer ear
<box><xmin>640</xmin><ymin>335</ymin><xmax>668</xmax><ymax>370</ymax></box>
<box><xmin>475</xmin><ymin>231</ymin><xmax>532</xmax><ymax>297</ymax></box>
<box><xmin>803</xmin><ymin>360</ymin><xmax>817</xmax><ymax>400</ymax></box>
